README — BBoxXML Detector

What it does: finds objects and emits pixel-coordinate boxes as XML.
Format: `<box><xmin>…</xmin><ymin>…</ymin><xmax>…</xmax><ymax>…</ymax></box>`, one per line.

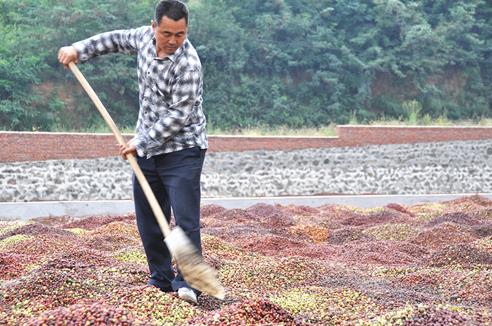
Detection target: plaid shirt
<box><xmin>73</xmin><ymin>26</ymin><xmax>208</xmax><ymax>158</ymax></box>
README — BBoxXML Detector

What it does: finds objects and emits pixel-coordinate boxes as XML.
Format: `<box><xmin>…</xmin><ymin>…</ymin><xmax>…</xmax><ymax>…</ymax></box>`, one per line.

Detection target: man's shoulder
<box><xmin>177</xmin><ymin>40</ymin><xmax>202</xmax><ymax>71</ymax></box>
<box><xmin>124</xmin><ymin>25</ymin><xmax>152</xmax><ymax>46</ymax></box>
<box><xmin>134</xmin><ymin>25</ymin><xmax>153</xmax><ymax>40</ymax></box>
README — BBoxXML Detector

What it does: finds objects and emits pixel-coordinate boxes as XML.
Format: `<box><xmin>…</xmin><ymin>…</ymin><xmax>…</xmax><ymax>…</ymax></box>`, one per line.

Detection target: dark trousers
<box><xmin>133</xmin><ymin>146</ymin><xmax>206</xmax><ymax>292</ymax></box>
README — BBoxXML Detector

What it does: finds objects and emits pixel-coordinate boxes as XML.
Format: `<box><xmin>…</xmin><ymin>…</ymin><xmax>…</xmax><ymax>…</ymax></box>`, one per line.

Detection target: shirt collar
<box><xmin>151</xmin><ymin>37</ymin><xmax>188</xmax><ymax>62</ymax></box>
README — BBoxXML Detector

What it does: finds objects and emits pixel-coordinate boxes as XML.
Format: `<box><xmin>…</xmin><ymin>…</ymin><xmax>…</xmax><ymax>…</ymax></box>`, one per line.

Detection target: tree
<box><xmin>0</xmin><ymin>0</ymin><xmax>490</xmax><ymax>131</ymax></box>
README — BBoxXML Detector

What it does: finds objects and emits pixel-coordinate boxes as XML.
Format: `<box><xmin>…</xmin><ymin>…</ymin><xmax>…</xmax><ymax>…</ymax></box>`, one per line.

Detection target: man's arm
<box><xmin>132</xmin><ymin>68</ymin><xmax>202</xmax><ymax>155</ymax></box>
<box><xmin>58</xmin><ymin>26</ymin><xmax>146</xmax><ymax>66</ymax></box>
<box><xmin>58</xmin><ymin>27</ymin><xmax>147</xmax><ymax>159</ymax></box>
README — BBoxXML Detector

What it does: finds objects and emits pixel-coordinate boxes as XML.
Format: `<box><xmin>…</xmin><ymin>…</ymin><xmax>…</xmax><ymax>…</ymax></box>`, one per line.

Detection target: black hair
<box><xmin>155</xmin><ymin>0</ymin><xmax>189</xmax><ymax>25</ymax></box>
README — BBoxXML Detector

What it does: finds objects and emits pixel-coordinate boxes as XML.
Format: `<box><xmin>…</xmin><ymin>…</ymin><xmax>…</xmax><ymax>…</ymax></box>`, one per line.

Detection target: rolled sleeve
<box><xmin>130</xmin><ymin>135</ymin><xmax>147</xmax><ymax>158</ymax></box>
<box><xmin>72</xmin><ymin>27</ymin><xmax>144</xmax><ymax>62</ymax></box>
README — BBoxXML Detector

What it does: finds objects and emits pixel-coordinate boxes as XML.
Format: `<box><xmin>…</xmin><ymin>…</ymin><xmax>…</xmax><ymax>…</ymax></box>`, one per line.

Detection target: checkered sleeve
<box><xmin>72</xmin><ymin>27</ymin><xmax>145</xmax><ymax>62</ymax></box>
<box><xmin>133</xmin><ymin>68</ymin><xmax>202</xmax><ymax>152</ymax></box>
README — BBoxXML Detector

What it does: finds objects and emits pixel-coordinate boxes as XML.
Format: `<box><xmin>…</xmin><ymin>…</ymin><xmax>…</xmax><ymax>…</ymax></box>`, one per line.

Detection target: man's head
<box><xmin>152</xmin><ymin>0</ymin><xmax>189</xmax><ymax>57</ymax></box>
<box><xmin>155</xmin><ymin>0</ymin><xmax>188</xmax><ymax>25</ymax></box>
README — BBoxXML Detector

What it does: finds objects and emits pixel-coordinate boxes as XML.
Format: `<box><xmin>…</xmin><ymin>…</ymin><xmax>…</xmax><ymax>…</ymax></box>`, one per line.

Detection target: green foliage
<box><xmin>0</xmin><ymin>0</ymin><xmax>490</xmax><ymax>131</ymax></box>
<box><xmin>402</xmin><ymin>100</ymin><xmax>422</xmax><ymax>124</ymax></box>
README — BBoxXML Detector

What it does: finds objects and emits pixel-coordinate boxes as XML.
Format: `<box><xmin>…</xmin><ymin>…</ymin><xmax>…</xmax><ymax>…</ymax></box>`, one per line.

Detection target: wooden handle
<box><xmin>69</xmin><ymin>62</ymin><xmax>171</xmax><ymax>236</ymax></box>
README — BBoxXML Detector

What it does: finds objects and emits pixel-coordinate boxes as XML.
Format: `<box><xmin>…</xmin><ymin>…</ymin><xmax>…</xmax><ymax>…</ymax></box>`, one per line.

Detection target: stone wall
<box><xmin>1</xmin><ymin>140</ymin><xmax>490</xmax><ymax>202</ymax></box>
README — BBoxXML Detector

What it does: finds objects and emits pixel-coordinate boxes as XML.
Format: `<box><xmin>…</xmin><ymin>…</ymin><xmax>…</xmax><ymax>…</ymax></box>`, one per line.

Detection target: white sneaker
<box><xmin>178</xmin><ymin>287</ymin><xmax>198</xmax><ymax>305</ymax></box>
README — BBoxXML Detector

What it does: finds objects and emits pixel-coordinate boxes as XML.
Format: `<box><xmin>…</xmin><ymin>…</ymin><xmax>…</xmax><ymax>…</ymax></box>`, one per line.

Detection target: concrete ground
<box><xmin>1</xmin><ymin>193</ymin><xmax>491</xmax><ymax>221</ymax></box>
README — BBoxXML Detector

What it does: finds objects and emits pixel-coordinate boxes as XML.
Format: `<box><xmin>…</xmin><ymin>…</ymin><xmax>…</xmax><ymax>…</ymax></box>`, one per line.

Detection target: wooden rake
<box><xmin>68</xmin><ymin>62</ymin><xmax>225</xmax><ymax>300</ymax></box>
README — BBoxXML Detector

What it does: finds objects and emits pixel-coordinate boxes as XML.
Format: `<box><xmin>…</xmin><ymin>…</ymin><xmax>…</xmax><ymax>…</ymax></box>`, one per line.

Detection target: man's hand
<box><xmin>57</xmin><ymin>46</ymin><xmax>78</xmax><ymax>67</ymax></box>
<box><xmin>117</xmin><ymin>141</ymin><xmax>137</xmax><ymax>160</ymax></box>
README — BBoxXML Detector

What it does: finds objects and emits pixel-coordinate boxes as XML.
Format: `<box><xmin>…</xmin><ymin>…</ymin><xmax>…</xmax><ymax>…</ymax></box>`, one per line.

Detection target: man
<box><xmin>58</xmin><ymin>0</ymin><xmax>206</xmax><ymax>304</ymax></box>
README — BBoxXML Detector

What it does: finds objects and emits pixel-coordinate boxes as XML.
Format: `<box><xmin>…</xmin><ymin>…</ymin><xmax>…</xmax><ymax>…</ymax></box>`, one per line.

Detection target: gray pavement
<box><xmin>1</xmin><ymin>193</ymin><xmax>491</xmax><ymax>221</ymax></box>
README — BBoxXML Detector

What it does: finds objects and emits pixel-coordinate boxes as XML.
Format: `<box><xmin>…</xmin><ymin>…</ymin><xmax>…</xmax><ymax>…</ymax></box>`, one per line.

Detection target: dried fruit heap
<box><xmin>1</xmin><ymin>196</ymin><xmax>491</xmax><ymax>325</ymax></box>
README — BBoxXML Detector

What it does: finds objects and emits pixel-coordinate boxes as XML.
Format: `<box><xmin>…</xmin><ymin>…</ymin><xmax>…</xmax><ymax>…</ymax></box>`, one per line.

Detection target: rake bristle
<box><xmin>165</xmin><ymin>227</ymin><xmax>226</xmax><ymax>300</ymax></box>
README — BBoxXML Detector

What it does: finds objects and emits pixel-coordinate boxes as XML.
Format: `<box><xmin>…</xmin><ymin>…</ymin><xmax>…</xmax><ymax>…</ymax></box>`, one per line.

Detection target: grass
<box><xmin>366</xmin><ymin>117</ymin><xmax>492</xmax><ymax>127</ymax></box>
<box><xmin>8</xmin><ymin>118</ymin><xmax>492</xmax><ymax>137</ymax></box>
<box><xmin>207</xmin><ymin>124</ymin><xmax>338</xmax><ymax>137</ymax></box>
<box><xmin>205</xmin><ymin>117</ymin><xmax>492</xmax><ymax>136</ymax></box>
<box><xmin>77</xmin><ymin>117</ymin><xmax>492</xmax><ymax>137</ymax></box>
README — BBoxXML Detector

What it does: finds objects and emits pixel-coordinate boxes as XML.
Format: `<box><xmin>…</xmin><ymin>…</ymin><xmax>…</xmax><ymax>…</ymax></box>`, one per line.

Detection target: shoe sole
<box><xmin>178</xmin><ymin>292</ymin><xmax>198</xmax><ymax>305</ymax></box>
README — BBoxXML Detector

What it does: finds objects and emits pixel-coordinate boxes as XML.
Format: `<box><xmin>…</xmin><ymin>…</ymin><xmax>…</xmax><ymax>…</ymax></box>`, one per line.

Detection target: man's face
<box><xmin>152</xmin><ymin>16</ymin><xmax>187</xmax><ymax>56</ymax></box>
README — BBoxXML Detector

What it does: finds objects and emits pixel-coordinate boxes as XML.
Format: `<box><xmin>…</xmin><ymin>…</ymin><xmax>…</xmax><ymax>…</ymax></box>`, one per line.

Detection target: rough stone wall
<box><xmin>1</xmin><ymin>159</ymin><xmax>133</xmax><ymax>202</ymax></box>
<box><xmin>203</xmin><ymin>140</ymin><xmax>491</xmax><ymax>197</ymax></box>
<box><xmin>1</xmin><ymin>140</ymin><xmax>491</xmax><ymax>202</ymax></box>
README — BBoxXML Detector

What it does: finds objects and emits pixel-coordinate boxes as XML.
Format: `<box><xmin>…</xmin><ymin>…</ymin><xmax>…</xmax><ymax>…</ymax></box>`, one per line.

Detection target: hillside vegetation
<box><xmin>1</xmin><ymin>0</ymin><xmax>491</xmax><ymax>132</ymax></box>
